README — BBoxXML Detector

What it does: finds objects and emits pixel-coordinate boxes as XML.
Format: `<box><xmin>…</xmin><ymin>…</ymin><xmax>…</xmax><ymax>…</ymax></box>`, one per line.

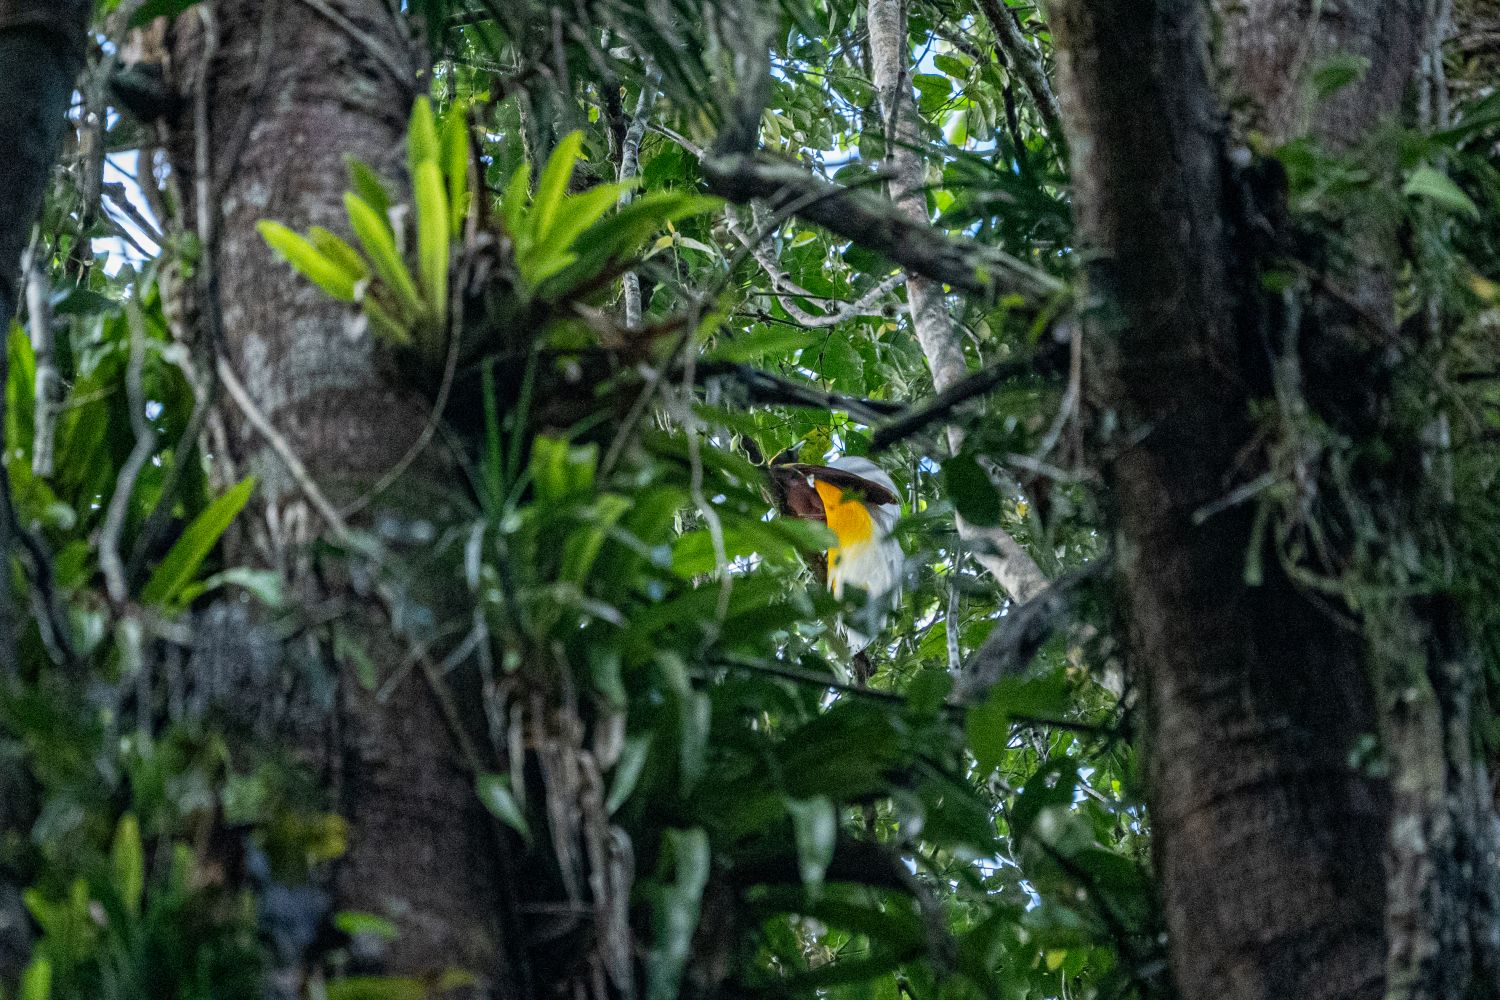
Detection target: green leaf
<box><xmin>344</xmin><ymin>192</ymin><xmax>425</xmax><ymax>317</ymax></box>
<box><xmin>477</xmin><ymin>772</ymin><xmax>531</xmax><ymax>843</ymax></box>
<box><xmin>346</xmin><ymin>158</ymin><xmax>392</xmax><ymax>223</ymax></box>
<box><xmin>646</xmin><ymin>828</ymin><xmax>711</xmax><ymax>1000</ymax></box>
<box><xmin>325</xmin><ymin>977</ymin><xmax>426</xmax><ymax>1000</ymax></box>
<box><xmin>128</xmin><ymin>0</ymin><xmax>201</xmax><ymax>26</ymax></box>
<box><xmin>968</xmin><ymin>673</ymin><xmax>1073</xmax><ymax>776</ymax></box>
<box><xmin>257</xmin><ymin>221</ymin><xmax>358</xmax><ymax>301</ymax></box>
<box><xmin>440</xmin><ymin>107</ymin><xmax>470</xmax><ymax>236</ymax></box>
<box><xmin>709</xmin><ymin>327</ymin><xmax>817</xmax><ymax>363</ymax></box>
<box><xmin>18</xmin><ymin>958</ymin><xmax>50</xmax><ymax>1000</ymax></box>
<box><xmin>406</xmin><ymin>97</ymin><xmax>441</xmax><ymax>176</ymax></box>
<box><xmin>177</xmin><ymin>566</ymin><xmax>285</xmax><ymax>607</ymax></box>
<box><xmin>412</xmin><ymin>160</ymin><xmax>450</xmax><ymax>321</ymax></box>
<box><xmin>561</xmin><ymin>494</ymin><xmax>631</xmax><ymax>585</ymax></box>
<box><xmin>307</xmin><ymin>227</ymin><xmax>369</xmax><ymax>283</ymax></box>
<box><xmin>111</xmin><ymin>813</ymin><xmax>144</xmax><ymax>917</ymax></box>
<box><xmin>500</xmin><ymin>162</ymin><xmax>531</xmax><ymax>242</ymax></box>
<box><xmin>607</xmin><ymin>735</ymin><xmax>651</xmax><ymax>814</ymax></box>
<box><xmin>140</xmin><ymin>476</ymin><xmax>256</xmax><ymax>607</ymax></box>
<box><xmin>551</xmin><ymin>181</ymin><xmax>636</xmax><ymax>250</ymax></box>
<box><xmin>1403</xmin><ymin>165</ymin><xmax>1480</xmax><ymax>219</ymax></box>
<box><xmin>943</xmin><ymin>455</ymin><xmax>1003</xmax><ymax>526</ymax></box>
<box><xmin>532</xmin><ymin>131</ymin><xmax>584</xmax><ymax>241</ymax></box>
<box><xmin>676</xmin><ymin>685</ymin><xmax>712</xmax><ymax>795</ymax></box>
<box><xmin>1310</xmin><ymin>53</ymin><xmax>1371</xmax><ymax>99</ymax></box>
<box><xmin>786</xmin><ymin>796</ymin><xmax>837</xmax><ymax>890</ymax></box>
<box><xmin>332</xmin><ymin>911</ymin><xmax>400</xmax><ymax>941</ymax></box>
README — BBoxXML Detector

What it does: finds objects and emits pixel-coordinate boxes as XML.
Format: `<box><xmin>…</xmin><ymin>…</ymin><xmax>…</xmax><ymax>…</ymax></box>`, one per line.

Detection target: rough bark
<box><xmin>865</xmin><ymin>0</ymin><xmax>1049</xmax><ymax>608</ymax></box>
<box><xmin>168</xmin><ymin>1</ymin><xmax>509</xmax><ymax>987</ymax></box>
<box><xmin>0</xmin><ymin>0</ymin><xmax>90</xmax><ymax>982</ymax></box>
<box><xmin>1053</xmin><ymin>0</ymin><xmax>1500</xmax><ymax>998</ymax></box>
<box><xmin>0</xmin><ymin>0</ymin><xmax>89</xmax><ymax>326</ymax></box>
<box><xmin>1051</xmin><ymin>2</ymin><xmax>1396</xmax><ymax>998</ymax></box>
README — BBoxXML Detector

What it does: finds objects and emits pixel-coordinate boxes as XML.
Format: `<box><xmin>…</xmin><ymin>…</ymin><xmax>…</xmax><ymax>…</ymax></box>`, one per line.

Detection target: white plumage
<box><xmin>821</xmin><ymin>456</ymin><xmax>903</xmax><ymax>650</ymax></box>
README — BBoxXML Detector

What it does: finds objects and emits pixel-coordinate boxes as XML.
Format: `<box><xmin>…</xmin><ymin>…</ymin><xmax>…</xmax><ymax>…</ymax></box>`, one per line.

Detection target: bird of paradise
<box><xmin>770</xmin><ymin>455</ymin><xmax>903</xmax><ymax>651</ymax></box>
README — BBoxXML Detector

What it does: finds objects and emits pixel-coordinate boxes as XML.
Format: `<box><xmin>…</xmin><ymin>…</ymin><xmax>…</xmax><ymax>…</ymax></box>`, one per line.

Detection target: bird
<box><xmin>768</xmin><ymin>454</ymin><xmax>904</xmax><ymax>653</ymax></box>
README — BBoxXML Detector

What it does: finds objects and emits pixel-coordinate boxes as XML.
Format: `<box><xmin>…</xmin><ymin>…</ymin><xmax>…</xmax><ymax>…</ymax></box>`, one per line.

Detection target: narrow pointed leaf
<box><xmin>345</xmin><ymin>192</ymin><xmax>424</xmax><ymax>317</ymax></box>
<box><xmin>141</xmin><ymin>476</ymin><xmax>256</xmax><ymax>607</ymax></box>
<box><xmin>413</xmin><ymin>160</ymin><xmax>450</xmax><ymax>320</ymax></box>
<box><xmin>307</xmin><ymin>226</ymin><xmax>369</xmax><ymax>282</ymax></box>
<box><xmin>258</xmin><ymin>221</ymin><xmax>357</xmax><ymax>301</ymax></box>
<box><xmin>440</xmin><ymin>107</ymin><xmax>470</xmax><ymax>236</ymax></box>
<box><xmin>407</xmin><ymin>96</ymin><xmax>441</xmax><ymax>175</ymax></box>
<box><xmin>346</xmin><ymin>158</ymin><xmax>391</xmax><ymax>222</ymax></box>
<box><xmin>532</xmin><ymin>130</ymin><xmax>584</xmax><ymax>241</ymax></box>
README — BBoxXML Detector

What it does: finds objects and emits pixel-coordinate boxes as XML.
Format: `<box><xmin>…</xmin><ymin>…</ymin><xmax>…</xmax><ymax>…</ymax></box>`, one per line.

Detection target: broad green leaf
<box><xmin>18</xmin><ymin>958</ymin><xmax>50</xmax><ymax>1000</ymax></box>
<box><xmin>257</xmin><ymin>221</ymin><xmax>357</xmax><ymax>301</ymax></box>
<box><xmin>786</xmin><ymin>796</ymin><xmax>837</xmax><ymax>890</ymax></box>
<box><xmin>346</xmin><ymin>158</ymin><xmax>391</xmax><ymax>222</ymax></box>
<box><xmin>140</xmin><ymin>476</ymin><xmax>256</xmax><ymax>607</ymax></box>
<box><xmin>606</xmin><ymin>735</ymin><xmax>651</xmax><ymax>814</ymax></box>
<box><xmin>363</xmin><ymin>297</ymin><xmax>412</xmax><ymax>346</ymax></box>
<box><xmin>440</xmin><ymin>106</ymin><xmax>470</xmax><ymax>236</ymax></box>
<box><xmin>543</xmin><ymin>180</ymin><xmax>636</xmax><ymax>256</ymax></box>
<box><xmin>177</xmin><ymin>566</ymin><xmax>285</xmax><ymax>607</ymax></box>
<box><xmin>307</xmin><ymin>226</ymin><xmax>369</xmax><ymax>282</ymax></box>
<box><xmin>968</xmin><ymin>673</ymin><xmax>1073</xmax><ymax>777</ymax></box>
<box><xmin>325</xmin><ymin>977</ymin><xmax>427</xmax><ymax>1000</ymax></box>
<box><xmin>500</xmin><ymin>162</ymin><xmax>531</xmax><ymax>241</ymax></box>
<box><xmin>679</xmin><ymin>691</ymin><xmax>710</xmax><ymax>794</ymax></box>
<box><xmin>333</xmin><ymin>911</ymin><xmax>400</xmax><ymax>941</ymax></box>
<box><xmin>1310</xmin><ymin>53</ymin><xmax>1371</xmax><ymax>99</ymax></box>
<box><xmin>709</xmin><ymin>327</ymin><xmax>817</xmax><ymax>363</ymax></box>
<box><xmin>646</xmin><ymin>828</ymin><xmax>711</xmax><ymax>1000</ymax></box>
<box><xmin>407</xmin><ymin>96</ymin><xmax>441</xmax><ymax>175</ymax></box>
<box><xmin>561</xmin><ymin>494</ymin><xmax>631</xmax><ymax>585</ymax></box>
<box><xmin>943</xmin><ymin>455</ymin><xmax>1003</xmax><ymax>527</ymax></box>
<box><xmin>532</xmin><ymin>131</ymin><xmax>584</xmax><ymax>241</ymax></box>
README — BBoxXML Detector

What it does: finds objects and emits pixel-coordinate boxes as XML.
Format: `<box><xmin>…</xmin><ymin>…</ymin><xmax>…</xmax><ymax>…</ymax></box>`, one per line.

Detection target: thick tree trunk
<box><xmin>0</xmin><ymin>0</ymin><xmax>90</xmax><ymax>983</ymax></box>
<box><xmin>168</xmin><ymin>1</ymin><xmax>511</xmax><ymax>988</ymax></box>
<box><xmin>0</xmin><ymin>0</ymin><xmax>88</xmax><ymax>326</ymax></box>
<box><xmin>1046</xmin><ymin>0</ymin><xmax>1500</xmax><ymax>995</ymax></box>
<box><xmin>1051</xmin><ymin>5</ymin><xmax>1392</xmax><ymax>997</ymax></box>
<box><xmin>1053</xmin><ymin>0</ymin><xmax>1500</xmax><ymax>996</ymax></box>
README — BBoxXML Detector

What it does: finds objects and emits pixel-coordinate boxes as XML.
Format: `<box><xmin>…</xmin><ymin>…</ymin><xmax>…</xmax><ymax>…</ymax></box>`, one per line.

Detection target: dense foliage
<box><xmin>3</xmin><ymin>1</ymin><xmax>1498</xmax><ymax>998</ymax></box>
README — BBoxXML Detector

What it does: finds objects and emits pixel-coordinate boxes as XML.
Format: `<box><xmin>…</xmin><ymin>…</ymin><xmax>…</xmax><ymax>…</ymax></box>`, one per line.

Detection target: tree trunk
<box><xmin>1051</xmin><ymin>1</ymin><xmax>1499</xmax><ymax>998</ymax></box>
<box><xmin>167</xmin><ymin>1</ymin><xmax>513</xmax><ymax>988</ymax></box>
<box><xmin>0</xmin><ymin>0</ymin><xmax>90</xmax><ymax>983</ymax></box>
<box><xmin>866</xmin><ymin>0</ymin><xmax>1049</xmax><ymax>608</ymax></box>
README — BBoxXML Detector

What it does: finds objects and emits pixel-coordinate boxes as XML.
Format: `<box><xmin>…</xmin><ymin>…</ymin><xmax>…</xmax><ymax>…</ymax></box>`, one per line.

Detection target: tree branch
<box><xmin>700</xmin><ymin>152</ymin><xmax>1062</xmax><ymax>303</ymax></box>
<box><xmin>869</xmin><ymin>350</ymin><xmax>1060</xmax><ymax>452</ymax></box>
<box><xmin>974</xmin><ymin>0</ymin><xmax>1066</xmax><ymax>156</ymax></box>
